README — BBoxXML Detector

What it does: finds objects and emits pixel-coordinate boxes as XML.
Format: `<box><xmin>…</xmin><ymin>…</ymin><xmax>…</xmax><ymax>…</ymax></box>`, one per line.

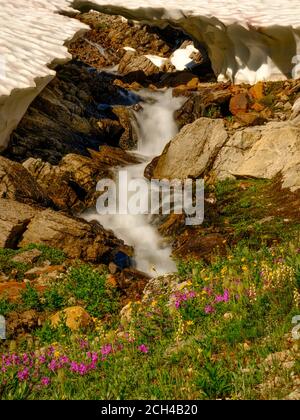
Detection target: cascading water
<box><xmin>84</xmin><ymin>89</ymin><xmax>184</xmax><ymax>276</ymax></box>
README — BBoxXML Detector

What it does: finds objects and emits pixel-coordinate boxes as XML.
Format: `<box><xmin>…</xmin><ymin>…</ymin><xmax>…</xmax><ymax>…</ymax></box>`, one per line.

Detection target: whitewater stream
<box><xmin>84</xmin><ymin>89</ymin><xmax>184</xmax><ymax>276</ymax></box>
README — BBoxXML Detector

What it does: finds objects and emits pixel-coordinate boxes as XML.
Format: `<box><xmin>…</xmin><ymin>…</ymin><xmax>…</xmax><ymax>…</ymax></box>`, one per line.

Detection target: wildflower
<box><xmin>223</xmin><ymin>289</ymin><xmax>230</xmax><ymax>303</ymax></box>
<box><xmin>48</xmin><ymin>359</ymin><xmax>58</xmax><ymax>372</ymax></box>
<box><xmin>293</xmin><ymin>289</ymin><xmax>300</xmax><ymax>308</ymax></box>
<box><xmin>41</xmin><ymin>377</ymin><xmax>51</xmax><ymax>387</ymax></box>
<box><xmin>54</xmin><ymin>351</ymin><xmax>60</xmax><ymax>359</ymax></box>
<box><xmin>17</xmin><ymin>368</ymin><xmax>29</xmax><ymax>381</ymax></box>
<box><xmin>101</xmin><ymin>344</ymin><xmax>112</xmax><ymax>357</ymax></box>
<box><xmin>38</xmin><ymin>355</ymin><xmax>46</xmax><ymax>364</ymax></box>
<box><xmin>204</xmin><ymin>305</ymin><xmax>214</xmax><ymax>314</ymax></box>
<box><xmin>79</xmin><ymin>339</ymin><xmax>89</xmax><ymax>349</ymax></box>
<box><xmin>215</xmin><ymin>294</ymin><xmax>224</xmax><ymax>303</ymax></box>
<box><xmin>242</xmin><ymin>265</ymin><xmax>248</xmax><ymax>272</ymax></box>
<box><xmin>138</xmin><ymin>344</ymin><xmax>149</xmax><ymax>354</ymax></box>
<box><xmin>186</xmin><ymin>320</ymin><xmax>194</xmax><ymax>326</ymax></box>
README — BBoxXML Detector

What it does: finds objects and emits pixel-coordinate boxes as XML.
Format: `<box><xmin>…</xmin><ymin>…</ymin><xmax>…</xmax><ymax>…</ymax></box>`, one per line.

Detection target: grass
<box><xmin>0</xmin><ymin>244</ymin><xmax>66</xmax><ymax>281</ymax></box>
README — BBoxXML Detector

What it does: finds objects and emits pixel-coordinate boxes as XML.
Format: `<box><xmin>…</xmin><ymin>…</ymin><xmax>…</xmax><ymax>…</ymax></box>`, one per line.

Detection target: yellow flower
<box><xmin>241</xmin><ymin>257</ymin><xmax>246</xmax><ymax>262</ymax></box>
<box><xmin>151</xmin><ymin>300</ymin><xmax>157</xmax><ymax>307</ymax></box>
<box><xmin>54</xmin><ymin>351</ymin><xmax>60</xmax><ymax>359</ymax></box>
<box><xmin>242</xmin><ymin>265</ymin><xmax>248</xmax><ymax>272</ymax></box>
<box><xmin>186</xmin><ymin>320</ymin><xmax>194</xmax><ymax>326</ymax></box>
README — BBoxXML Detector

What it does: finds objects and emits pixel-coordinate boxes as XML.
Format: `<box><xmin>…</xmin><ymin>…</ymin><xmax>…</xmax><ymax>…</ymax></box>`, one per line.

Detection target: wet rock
<box><xmin>5</xmin><ymin>64</ymin><xmax>138</xmax><ymax>165</ymax></box>
<box><xmin>70</xmin><ymin>12</ymin><xmax>172</xmax><ymax>70</ymax></box>
<box><xmin>50</xmin><ymin>306</ymin><xmax>92</xmax><ymax>331</ymax></box>
<box><xmin>23</xmin><ymin>148</ymin><xmax>140</xmax><ymax>211</ymax></box>
<box><xmin>145</xmin><ymin>118</ymin><xmax>228</xmax><ymax>180</ymax></box>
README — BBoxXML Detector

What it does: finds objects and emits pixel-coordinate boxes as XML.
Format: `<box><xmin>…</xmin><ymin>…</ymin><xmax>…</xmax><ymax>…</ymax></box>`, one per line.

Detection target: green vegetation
<box><xmin>0</xmin><ymin>180</ymin><xmax>299</xmax><ymax>400</ymax></box>
<box><xmin>0</xmin><ymin>239</ymin><xmax>299</xmax><ymax>400</ymax></box>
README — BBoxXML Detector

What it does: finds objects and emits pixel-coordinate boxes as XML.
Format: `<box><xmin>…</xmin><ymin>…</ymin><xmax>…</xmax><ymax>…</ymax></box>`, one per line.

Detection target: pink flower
<box><xmin>138</xmin><ymin>344</ymin><xmax>149</xmax><ymax>354</ymax></box>
<box><xmin>48</xmin><ymin>359</ymin><xmax>58</xmax><ymax>372</ymax></box>
<box><xmin>17</xmin><ymin>368</ymin><xmax>29</xmax><ymax>381</ymax></box>
<box><xmin>41</xmin><ymin>377</ymin><xmax>50</xmax><ymax>387</ymax></box>
<box><xmin>79</xmin><ymin>339</ymin><xmax>89</xmax><ymax>349</ymax></box>
<box><xmin>101</xmin><ymin>344</ymin><xmax>112</xmax><ymax>357</ymax></box>
<box><xmin>223</xmin><ymin>289</ymin><xmax>230</xmax><ymax>303</ymax></box>
<box><xmin>39</xmin><ymin>355</ymin><xmax>46</xmax><ymax>364</ymax></box>
<box><xmin>204</xmin><ymin>305</ymin><xmax>214</xmax><ymax>314</ymax></box>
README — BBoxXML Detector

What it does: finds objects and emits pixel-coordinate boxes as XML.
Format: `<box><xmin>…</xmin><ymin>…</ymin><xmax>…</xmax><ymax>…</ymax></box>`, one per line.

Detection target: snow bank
<box><xmin>0</xmin><ymin>1</ymin><xmax>88</xmax><ymax>150</ymax></box>
<box><xmin>1</xmin><ymin>0</ymin><xmax>300</xmax><ymax>148</ymax></box>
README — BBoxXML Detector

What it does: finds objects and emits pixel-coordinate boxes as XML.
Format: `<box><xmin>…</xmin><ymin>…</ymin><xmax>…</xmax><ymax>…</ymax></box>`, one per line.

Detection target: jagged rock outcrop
<box><xmin>23</xmin><ymin>146</ymin><xmax>141</xmax><ymax>210</ymax></box>
<box><xmin>118</xmin><ymin>51</ymin><xmax>161</xmax><ymax>77</ymax></box>
<box><xmin>0</xmin><ymin>198</ymin><xmax>131</xmax><ymax>262</ymax></box>
<box><xmin>0</xmin><ymin>200</ymin><xmax>39</xmax><ymax>248</ymax></box>
<box><xmin>0</xmin><ymin>156</ymin><xmax>51</xmax><ymax>207</ymax></box>
<box><xmin>5</xmin><ymin>63</ymin><xmax>140</xmax><ymax>164</ymax></box>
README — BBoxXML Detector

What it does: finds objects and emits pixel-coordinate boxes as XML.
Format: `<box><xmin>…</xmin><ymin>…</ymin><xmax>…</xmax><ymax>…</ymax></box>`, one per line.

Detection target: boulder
<box><xmin>50</xmin><ymin>306</ymin><xmax>91</xmax><ymax>331</ymax></box>
<box><xmin>0</xmin><ymin>199</ymin><xmax>38</xmax><ymax>248</ymax></box>
<box><xmin>0</xmin><ymin>156</ymin><xmax>50</xmax><ymax>207</ymax></box>
<box><xmin>213</xmin><ymin>119</ymin><xmax>300</xmax><ymax>191</ymax></box>
<box><xmin>145</xmin><ymin>118</ymin><xmax>228</xmax><ymax>179</ymax></box>
<box><xmin>19</xmin><ymin>208</ymin><xmax>128</xmax><ymax>262</ymax></box>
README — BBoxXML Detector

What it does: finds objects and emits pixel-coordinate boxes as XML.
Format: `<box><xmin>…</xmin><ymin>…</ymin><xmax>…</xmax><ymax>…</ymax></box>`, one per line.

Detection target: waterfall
<box><xmin>84</xmin><ymin>89</ymin><xmax>184</xmax><ymax>276</ymax></box>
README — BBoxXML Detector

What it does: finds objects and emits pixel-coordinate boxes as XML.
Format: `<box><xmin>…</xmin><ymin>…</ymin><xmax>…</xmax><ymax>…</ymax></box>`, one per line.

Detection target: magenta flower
<box><xmin>101</xmin><ymin>344</ymin><xmax>112</xmax><ymax>357</ymax></box>
<box><xmin>17</xmin><ymin>368</ymin><xmax>29</xmax><ymax>381</ymax></box>
<box><xmin>204</xmin><ymin>305</ymin><xmax>214</xmax><ymax>314</ymax></box>
<box><xmin>48</xmin><ymin>359</ymin><xmax>58</xmax><ymax>372</ymax></box>
<box><xmin>138</xmin><ymin>344</ymin><xmax>149</xmax><ymax>354</ymax></box>
<box><xmin>79</xmin><ymin>339</ymin><xmax>89</xmax><ymax>349</ymax></box>
<box><xmin>223</xmin><ymin>289</ymin><xmax>230</xmax><ymax>302</ymax></box>
<box><xmin>41</xmin><ymin>377</ymin><xmax>51</xmax><ymax>387</ymax></box>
